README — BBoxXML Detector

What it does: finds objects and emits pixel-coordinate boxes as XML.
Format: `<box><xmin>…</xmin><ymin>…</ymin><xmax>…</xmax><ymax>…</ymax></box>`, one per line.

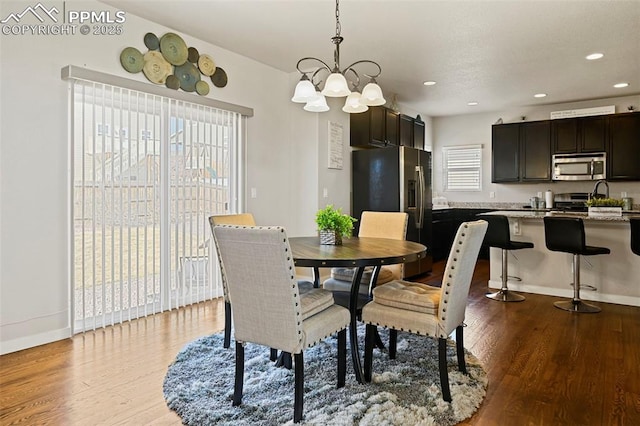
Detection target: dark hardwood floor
<box><xmin>1</xmin><ymin>259</ymin><xmax>639</xmax><ymax>425</ymax></box>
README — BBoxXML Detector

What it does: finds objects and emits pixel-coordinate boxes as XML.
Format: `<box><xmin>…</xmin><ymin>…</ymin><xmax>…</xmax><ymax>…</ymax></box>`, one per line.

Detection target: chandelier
<box><xmin>291</xmin><ymin>0</ymin><xmax>385</xmax><ymax>113</ymax></box>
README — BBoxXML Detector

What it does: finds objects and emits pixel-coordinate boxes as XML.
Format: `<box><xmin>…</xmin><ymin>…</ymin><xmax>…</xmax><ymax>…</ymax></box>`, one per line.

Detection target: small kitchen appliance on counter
<box><xmin>553</xmin><ymin>193</ymin><xmax>590</xmax><ymax>211</ymax></box>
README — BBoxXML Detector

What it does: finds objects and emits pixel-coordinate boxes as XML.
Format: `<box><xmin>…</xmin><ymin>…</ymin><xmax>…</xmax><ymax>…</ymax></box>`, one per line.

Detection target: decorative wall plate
<box><xmin>188</xmin><ymin>47</ymin><xmax>200</xmax><ymax>64</ymax></box>
<box><xmin>174</xmin><ymin>62</ymin><xmax>201</xmax><ymax>92</ymax></box>
<box><xmin>195</xmin><ymin>80</ymin><xmax>210</xmax><ymax>96</ymax></box>
<box><xmin>211</xmin><ymin>67</ymin><xmax>228</xmax><ymax>88</ymax></box>
<box><xmin>120</xmin><ymin>47</ymin><xmax>144</xmax><ymax>73</ymax></box>
<box><xmin>197</xmin><ymin>54</ymin><xmax>216</xmax><ymax>76</ymax></box>
<box><xmin>160</xmin><ymin>32</ymin><xmax>188</xmax><ymax>66</ymax></box>
<box><xmin>166</xmin><ymin>75</ymin><xmax>180</xmax><ymax>90</ymax></box>
<box><xmin>143</xmin><ymin>51</ymin><xmax>172</xmax><ymax>84</ymax></box>
<box><xmin>144</xmin><ymin>32</ymin><xmax>159</xmax><ymax>50</ymax></box>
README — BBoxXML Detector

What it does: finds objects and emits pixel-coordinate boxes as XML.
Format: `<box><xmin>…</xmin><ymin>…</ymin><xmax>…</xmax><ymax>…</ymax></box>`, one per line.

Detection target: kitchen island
<box><xmin>481</xmin><ymin>211</ymin><xmax>640</xmax><ymax>307</ymax></box>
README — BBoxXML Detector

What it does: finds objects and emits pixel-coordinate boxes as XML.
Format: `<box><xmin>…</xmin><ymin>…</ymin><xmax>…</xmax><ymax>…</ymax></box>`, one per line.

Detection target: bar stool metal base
<box><xmin>487</xmin><ymin>249</ymin><xmax>525</xmax><ymax>302</ymax></box>
<box><xmin>486</xmin><ymin>289</ymin><xmax>525</xmax><ymax>302</ymax></box>
<box><xmin>554</xmin><ymin>299</ymin><xmax>601</xmax><ymax>313</ymax></box>
<box><xmin>553</xmin><ymin>254</ymin><xmax>601</xmax><ymax>313</ymax></box>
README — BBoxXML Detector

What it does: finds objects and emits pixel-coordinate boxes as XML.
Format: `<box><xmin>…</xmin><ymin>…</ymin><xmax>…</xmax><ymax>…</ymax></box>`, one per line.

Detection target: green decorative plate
<box><xmin>174</xmin><ymin>62</ymin><xmax>201</xmax><ymax>92</ymax></box>
<box><xmin>195</xmin><ymin>80</ymin><xmax>210</xmax><ymax>96</ymax></box>
<box><xmin>160</xmin><ymin>32</ymin><xmax>188</xmax><ymax>66</ymax></box>
<box><xmin>120</xmin><ymin>47</ymin><xmax>144</xmax><ymax>73</ymax></box>
<box><xmin>144</xmin><ymin>32</ymin><xmax>159</xmax><ymax>50</ymax></box>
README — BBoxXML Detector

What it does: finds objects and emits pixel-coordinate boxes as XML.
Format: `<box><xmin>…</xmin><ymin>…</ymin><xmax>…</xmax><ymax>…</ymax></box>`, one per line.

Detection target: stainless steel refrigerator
<box><xmin>352</xmin><ymin>146</ymin><xmax>433</xmax><ymax>277</ymax></box>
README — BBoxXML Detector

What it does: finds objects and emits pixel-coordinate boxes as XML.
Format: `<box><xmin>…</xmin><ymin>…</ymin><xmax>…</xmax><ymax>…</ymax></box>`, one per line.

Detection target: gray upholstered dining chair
<box><xmin>323</xmin><ymin>211</ymin><xmax>409</xmax><ymax>296</ymax></box>
<box><xmin>361</xmin><ymin>219</ymin><xmax>488</xmax><ymax>402</ymax></box>
<box><xmin>209</xmin><ymin>214</ymin><xmax>257</xmax><ymax>349</ymax></box>
<box><xmin>209</xmin><ymin>213</ymin><xmax>313</xmax><ymax>350</ymax></box>
<box><xmin>212</xmin><ymin>225</ymin><xmax>350</xmax><ymax>423</ymax></box>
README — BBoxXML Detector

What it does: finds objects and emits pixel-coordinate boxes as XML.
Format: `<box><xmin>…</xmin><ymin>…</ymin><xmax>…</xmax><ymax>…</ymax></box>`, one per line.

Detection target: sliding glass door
<box><xmin>71</xmin><ymin>80</ymin><xmax>241</xmax><ymax>332</ymax></box>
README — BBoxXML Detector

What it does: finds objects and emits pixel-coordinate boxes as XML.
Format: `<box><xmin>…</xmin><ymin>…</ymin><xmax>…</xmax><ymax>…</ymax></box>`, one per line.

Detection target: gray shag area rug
<box><xmin>163</xmin><ymin>326</ymin><xmax>487</xmax><ymax>425</ymax></box>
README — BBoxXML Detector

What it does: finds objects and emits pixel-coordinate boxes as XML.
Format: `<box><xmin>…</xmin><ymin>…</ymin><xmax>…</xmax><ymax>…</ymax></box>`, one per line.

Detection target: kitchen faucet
<box><xmin>591</xmin><ymin>179</ymin><xmax>609</xmax><ymax>199</ymax></box>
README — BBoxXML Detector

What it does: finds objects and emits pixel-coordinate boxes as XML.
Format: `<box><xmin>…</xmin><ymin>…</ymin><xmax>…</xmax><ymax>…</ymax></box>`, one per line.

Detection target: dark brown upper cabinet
<box><xmin>492</xmin><ymin>120</ymin><xmax>551</xmax><ymax>183</ymax></box>
<box><xmin>399</xmin><ymin>114</ymin><xmax>414</xmax><ymax>147</ymax></box>
<box><xmin>413</xmin><ymin>119</ymin><xmax>425</xmax><ymax>150</ymax></box>
<box><xmin>350</xmin><ymin>106</ymin><xmax>399</xmax><ymax>147</ymax></box>
<box><xmin>492</xmin><ymin>123</ymin><xmax>520</xmax><ymax>182</ymax></box>
<box><xmin>521</xmin><ymin>120</ymin><xmax>552</xmax><ymax>181</ymax></box>
<box><xmin>552</xmin><ymin>116</ymin><xmax>606</xmax><ymax>153</ymax></box>
<box><xmin>608</xmin><ymin>113</ymin><xmax>640</xmax><ymax>180</ymax></box>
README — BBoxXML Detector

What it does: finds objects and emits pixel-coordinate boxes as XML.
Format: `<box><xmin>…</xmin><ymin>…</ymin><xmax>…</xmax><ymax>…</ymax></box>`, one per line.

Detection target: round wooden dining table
<box><xmin>289</xmin><ymin>236</ymin><xmax>427</xmax><ymax>384</ymax></box>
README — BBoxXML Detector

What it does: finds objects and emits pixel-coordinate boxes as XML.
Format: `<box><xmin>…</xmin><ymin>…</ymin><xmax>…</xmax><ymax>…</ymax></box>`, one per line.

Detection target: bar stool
<box><xmin>543</xmin><ymin>216</ymin><xmax>610</xmax><ymax>313</ymax></box>
<box><xmin>478</xmin><ymin>214</ymin><xmax>533</xmax><ymax>302</ymax></box>
<box><xmin>630</xmin><ymin>218</ymin><xmax>640</xmax><ymax>256</ymax></box>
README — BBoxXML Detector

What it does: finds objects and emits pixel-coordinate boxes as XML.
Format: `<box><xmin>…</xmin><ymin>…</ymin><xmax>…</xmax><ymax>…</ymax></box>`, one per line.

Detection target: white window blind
<box><xmin>443</xmin><ymin>145</ymin><xmax>482</xmax><ymax>191</ymax></box>
<box><xmin>70</xmin><ymin>79</ymin><xmax>243</xmax><ymax>332</ymax></box>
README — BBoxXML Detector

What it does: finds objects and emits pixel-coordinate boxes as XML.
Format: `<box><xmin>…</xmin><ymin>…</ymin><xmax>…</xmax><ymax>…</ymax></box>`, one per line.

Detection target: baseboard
<box><xmin>0</xmin><ymin>327</ymin><xmax>72</xmax><ymax>355</ymax></box>
<box><xmin>488</xmin><ymin>279</ymin><xmax>640</xmax><ymax>307</ymax></box>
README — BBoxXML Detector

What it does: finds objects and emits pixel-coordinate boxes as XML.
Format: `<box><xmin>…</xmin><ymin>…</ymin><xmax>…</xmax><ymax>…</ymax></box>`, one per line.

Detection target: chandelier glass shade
<box><xmin>292</xmin><ymin>0</ymin><xmax>385</xmax><ymax>113</ymax></box>
<box><xmin>304</xmin><ymin>91</ymin><xmax>330</xmax><ymax>112</ymax></box>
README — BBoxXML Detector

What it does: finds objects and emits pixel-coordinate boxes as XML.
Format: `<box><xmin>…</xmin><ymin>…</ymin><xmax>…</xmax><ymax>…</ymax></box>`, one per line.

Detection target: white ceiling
<box><xmin>103</xmin><ymin>0</ymin><xmax>640</xmax><ymax>117</ymax></box>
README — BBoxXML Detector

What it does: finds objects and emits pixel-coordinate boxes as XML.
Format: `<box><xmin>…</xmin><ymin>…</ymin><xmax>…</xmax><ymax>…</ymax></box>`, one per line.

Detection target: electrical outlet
<box><xmin>490</xmin><ymin>191</ymin><xmax>495</xmax><ymax>198</ymax></box>
<box><xmin>250</xmin><ymin>188</ymin><xmax>257</xmax><ymax>199</ymax></box>
<box><xmin>512</xmin><ymin>219</ymin><xmax>521</xmax><ymax>236</ymax></box>
<box><xmin>323</xmin><ymin>188</ymin><xmax>328</xmax><ymax>198</ymax></box>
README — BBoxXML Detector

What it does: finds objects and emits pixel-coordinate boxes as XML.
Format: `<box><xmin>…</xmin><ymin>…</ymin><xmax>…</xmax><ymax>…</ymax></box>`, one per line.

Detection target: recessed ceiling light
<box><xmin>467</xmin><ymin>101</ymin><xmax>478</xmax><ymax>106</ymax></box>
<box><xmin>614</xmin><ymin>82</ymin><xmax>629</xmax><ymax>88</ymax></box>
<box><xmin>423</xmin><ymin>81</ymin><xmax>436</xmax><ymax>86</ymax></box>
<box><xmin>586</xmin><ymin>53</ymin><xmax>604</xmax><ymax>60</ymax></box>
<box><xmin>534</xmin><ymin>93</ymin><xmax>547</xmax><ymax>98</ymax></box>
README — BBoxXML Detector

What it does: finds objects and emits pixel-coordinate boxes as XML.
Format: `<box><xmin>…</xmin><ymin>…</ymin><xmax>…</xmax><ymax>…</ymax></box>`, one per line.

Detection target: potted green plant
<box><xmin>586</xmin><ymin>197</ymin><xmax>624</xmax><ymax>217</ymax></box>
<box><xmin>315</xmin><ymin>205</ymin><xmax>357</xmax><ymax>245</ymax></box>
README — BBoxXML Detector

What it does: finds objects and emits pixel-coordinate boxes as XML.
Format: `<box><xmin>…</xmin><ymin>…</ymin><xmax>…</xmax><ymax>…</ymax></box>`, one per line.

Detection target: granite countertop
<box><xmin>483</xmin><ymin>210</ymin><xmax>640</xmax><ymax>222</ymax></box>
<box><xmin>448</xmin><ymin>201</ymin><xmax>640</xmax><ymax>212</ymax></box>
<box><xmin>440</xmin><ymin>202</ymin><xmax>640</xmax><ymax>216</ymax></box>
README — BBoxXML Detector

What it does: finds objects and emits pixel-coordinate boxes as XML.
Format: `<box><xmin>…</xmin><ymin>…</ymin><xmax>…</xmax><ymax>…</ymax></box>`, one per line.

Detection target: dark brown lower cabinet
<box><xmin>431</xmin><ymin>209</ymin><xmax>493</xmax><ymax>261</ymax></box>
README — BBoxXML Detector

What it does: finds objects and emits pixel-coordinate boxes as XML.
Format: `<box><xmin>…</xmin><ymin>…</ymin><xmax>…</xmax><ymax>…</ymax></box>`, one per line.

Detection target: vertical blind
<box><xmin>442</xmin><ymin>145</ymin><xmax>482</xmax><ymax>191</ymax></box>
<box><xmin>70</xmin><ymin>80</ymin><xmax>241</xmax><ymax>332</ymax></box>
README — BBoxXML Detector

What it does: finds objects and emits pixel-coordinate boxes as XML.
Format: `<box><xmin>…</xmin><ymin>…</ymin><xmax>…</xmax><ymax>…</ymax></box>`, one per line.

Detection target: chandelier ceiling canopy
<box><xmin>291</xmin><ymin>0</ymin><xmax>385</xmax><ymax>113</ymax></box>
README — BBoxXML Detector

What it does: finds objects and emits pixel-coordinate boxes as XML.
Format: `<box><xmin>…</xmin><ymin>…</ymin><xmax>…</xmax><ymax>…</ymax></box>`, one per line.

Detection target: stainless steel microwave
<box><xmin>552</xmin><ymin>153</ymin><xmax>606</xmax><ymax>181</ymax></box>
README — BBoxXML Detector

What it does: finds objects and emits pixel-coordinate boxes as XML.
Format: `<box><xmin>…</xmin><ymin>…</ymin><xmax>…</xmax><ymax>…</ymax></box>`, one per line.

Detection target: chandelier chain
<box><xmin>335</xmin><ymin>0</ymin><xmax>341</xmax><ymax>37</ymax></box>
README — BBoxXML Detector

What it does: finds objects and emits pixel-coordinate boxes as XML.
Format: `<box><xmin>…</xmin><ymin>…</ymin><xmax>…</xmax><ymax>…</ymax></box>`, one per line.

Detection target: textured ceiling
<box><xmin>102</xmin><ymin>0</ymin><xmax>640</xmax><ymax>117</ymax></box>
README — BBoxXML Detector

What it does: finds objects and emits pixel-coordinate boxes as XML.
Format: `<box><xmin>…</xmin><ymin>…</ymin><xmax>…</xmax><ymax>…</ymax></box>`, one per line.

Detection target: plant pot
<box><xmin>588</xmin><ymin>206</ymin><xmax>622</xmax><ymax>217</ymax></box>
<box><xmin>319</xmin><ymin>230</ymin><xmax>342</xmax><ymax>245</ymax></box>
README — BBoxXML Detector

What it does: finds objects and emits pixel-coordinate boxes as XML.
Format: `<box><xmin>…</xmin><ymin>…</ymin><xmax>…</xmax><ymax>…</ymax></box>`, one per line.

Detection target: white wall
<box><xmin>0</xmin><ymin>0</ymin><xmax>319</xmax><ymax>353</ymax></box>
<box><xmin>432</xmin><ymin>95</ymin><xmax>640</xmax><ymax>205</ymax></box>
